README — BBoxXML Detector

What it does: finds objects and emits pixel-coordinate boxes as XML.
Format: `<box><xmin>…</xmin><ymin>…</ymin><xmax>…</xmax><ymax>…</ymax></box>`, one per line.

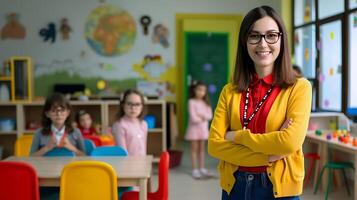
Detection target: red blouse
<box><xmin>239</xmin><ymin>73</ymin><xmax>281</xmax><ymax>172</ymax></box>
<box><xmin>78</xmin><ymin>126</ymin><xmax>97</xmax><ymax>136</ymax></box>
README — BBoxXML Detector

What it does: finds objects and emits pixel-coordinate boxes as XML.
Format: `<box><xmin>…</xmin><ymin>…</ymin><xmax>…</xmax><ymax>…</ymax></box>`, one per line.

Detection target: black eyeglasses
<box><xmin>247</xmin><ymin>32</ymin><xmax>282</xmax><ymax>44</ymax></box>
<box><xmin>125</xmin><ymin>102</ymin><xmax>142</xmax><ymax>108</ymax></box>
<box><xmin>49</xmin><ymin>107</ymin><xmax>67</xmax><ymax>115</ymax></box>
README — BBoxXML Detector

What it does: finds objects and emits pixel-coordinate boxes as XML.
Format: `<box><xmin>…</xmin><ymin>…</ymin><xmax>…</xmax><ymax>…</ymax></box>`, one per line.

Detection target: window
<box><xmin>294</xmin><ymin>25</ymin><xmax>316</xmax><ymax>78</ymax></box>
<box><xmin>294</xmin><ymin>0</ymin><xmax>316</xmax><ymax>26</ymax></box>
<box><xmin>319</xmin><ymin>21</ymin><xmax>342</xmax><ymax>111</ymax></box>
<box><xmin>294</xmin><ymin>0</ymin><xmax>357</xmax><ymax>113</ymax></box>
<box><xmin>318</xmin><ymin>0</ymin><xmax>344</xmax><ymax>19</ymax></box>
<box><xmin>350</xmin><ymin>0</ymin><xmax>357</xmax><ymax>9</ymax></box>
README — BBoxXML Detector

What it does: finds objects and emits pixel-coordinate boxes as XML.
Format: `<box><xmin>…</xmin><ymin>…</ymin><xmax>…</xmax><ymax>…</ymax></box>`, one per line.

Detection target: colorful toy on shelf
<box><xmin>343</xmin><ymin>137</ymin><xmax>349</xmax><ymax>144</ymax></box>
<box><xmin>338</xmin><ymin>135</ymin><xmax>344</xmax><ymax>142</ymax></box>
<box><xmin>342</xmin><ymin>129</ymin><xmax>347</xmax><ymax>135</ymax></box>
<box><xmin>326</xmin><ymin>134</ymin><xmax>332</xmax><ymax>140</ymax></box>
<box><xmin>345</xmin><ymin>133</ymin><xmax>351</xmax><ymax>141</ymax></box>
<box><xmin>338</xmin><ymin>135</ymin><xmax>350</xmax><ymax>144</ymax></box>
<box><xmin>308</xmin><ymin>122</ymin><xmax>318</xmax><ymax>131</ymax></box>
<box><xmin>315</xmin><ymin>130</ymin><xmax>322</xmax><ymax>136</ymax></box>
<box><xmin>353</xmin><ymin>138</ymin><xmax>357</xmax><ymax>147</ymax></box>
<box><xmin>328</xmin><ymin>119</ymin><xmax>337</xmax><ymax>130</ymax></box>
<box><xmin>332</xmin><ymin>131</ymin><xmax>338</xmax><ymax>139</ymax></box>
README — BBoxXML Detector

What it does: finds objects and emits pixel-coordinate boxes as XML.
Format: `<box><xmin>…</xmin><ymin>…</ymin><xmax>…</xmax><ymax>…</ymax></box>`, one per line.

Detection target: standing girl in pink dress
<box><xmin>112</xmin><ymin>89</ymin><xmax>148</xmax><ymax>156</ymax></box>
<box><xmin>185</xmin><ymin>81</ymin><xmax>213</xmax><ymax>179</ymax></box>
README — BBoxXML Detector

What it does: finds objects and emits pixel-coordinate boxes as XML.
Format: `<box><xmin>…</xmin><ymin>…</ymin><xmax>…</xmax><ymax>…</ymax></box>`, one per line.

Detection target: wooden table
<box><xmin>5</xmin><ymin>156</ymin><xmax>153</xmax><ymax>200</ymax></box>
<box><xmin>305</xmin><ymin>131</ymin><xmax>357</xmax><ymax>199</ymax></box>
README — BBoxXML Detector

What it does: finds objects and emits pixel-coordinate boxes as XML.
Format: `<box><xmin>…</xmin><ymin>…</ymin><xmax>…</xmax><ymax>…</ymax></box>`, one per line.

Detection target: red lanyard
<box><xmin>243</xmin><ymin>86</ymin><xmax>273</xmax><ymax>129</ymax></box>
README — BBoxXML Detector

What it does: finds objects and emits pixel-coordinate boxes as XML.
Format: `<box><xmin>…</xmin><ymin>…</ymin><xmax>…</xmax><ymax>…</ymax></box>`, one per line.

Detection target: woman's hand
<box><xmin>225</xmin><ymin>131</ymin><xmax>235</xmax><ymax>141</ymax></box>
<box><xmin>280</xmin><ymin>118</ymin><xmax>293</xmax><ymax>130</ymax></box>
<box><xmin>268</xmin><ymin>155</ymin><xmax>286</xmax><ymax>162</ymax></box>
<box><xmin>268</xmin><ymin>118</ymin><xmax>293</xmax><ymax>162</ymax></box>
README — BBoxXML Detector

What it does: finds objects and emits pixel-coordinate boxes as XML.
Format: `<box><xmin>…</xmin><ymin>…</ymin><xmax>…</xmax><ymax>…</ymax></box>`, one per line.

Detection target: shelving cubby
<box><xmin>0</xmin><ymin>100</ymin><xmax>166</xmax><ymax>161</ymax></box>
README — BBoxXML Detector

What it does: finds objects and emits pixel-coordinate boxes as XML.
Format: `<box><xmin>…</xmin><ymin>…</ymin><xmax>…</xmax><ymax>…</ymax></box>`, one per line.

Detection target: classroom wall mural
<box><xmin>1</xmin><ymin>13</ymin><xmax>26</xmax><ymax>40</ymax></box>
<box><xmin>133</xmin><ymin>55</ymin><xmax>176</xmax><ymax>101</ymax></box>
<box><xmin>39</xmin><ymin>22</ymin><xmax>57</xmax><ymax>43</ymax></box>
<box><xmin>0</xmin><ymin>0</ymin><xmax>280</xmax><ymax>101</ymax></box>
<box><xmin>85</xmin><ymin>4</ymin><xmax>136</xmax><ymax>57</ymax></box>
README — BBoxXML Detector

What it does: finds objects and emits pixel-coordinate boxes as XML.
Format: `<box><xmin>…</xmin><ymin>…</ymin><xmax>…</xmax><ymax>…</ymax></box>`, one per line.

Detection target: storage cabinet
<box><xmin>0</xmin><ymin>100</ymin><xmax>166</xmax><ymax>161</ymax></box>
<box><xmin>308</xmin><ymin>112</ymin><xmax>350</xmax><ymax>131</ymax></box>
<box><xmin>304</xmin><ymin>112</ymin><xmax>352</xmax><ymax>163</ymax></box>
<box><xmin>0</xmin><ymin>57</ymin><xmax>33</xmax><ymax>102</ymax></box>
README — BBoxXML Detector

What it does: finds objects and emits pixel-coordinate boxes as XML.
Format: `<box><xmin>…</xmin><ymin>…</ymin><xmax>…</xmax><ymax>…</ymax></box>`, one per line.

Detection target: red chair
<box><xmin>84</xmin><ymin>135</ymin><xmax>102</xmax><ymax>147</ymax></box>
<box><xmin>304</xmin><ymin>152</ymin><xmax>320</xmax><ymax>188</ymax></box>
<box><xmin>0</xmin><ymin>161</ymin><xmax>40</xmax><ymax>200</ymax></box>
<box><xmin>121</xmin><ymin>151</ymin><xmax>169</xmax><ymax>200</ymax></box>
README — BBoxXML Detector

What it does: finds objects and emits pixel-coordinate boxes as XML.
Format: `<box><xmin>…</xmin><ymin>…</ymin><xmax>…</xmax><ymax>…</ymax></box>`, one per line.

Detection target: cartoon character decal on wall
<box><xmin>140</xmin><ymin>15</ymin><xmax>151</xmax><ymax>35</ymax></box>
<box><xmin>1</xmin><ymin>13</ymin><xmax>26</xmax><ymax>40</ymax></box>
<box><xmin>39</xmin><ymin>22</ymin><xmax>56</xmax><ymax>43</ymax></box>
<box><xmin>133</xmin><ymin>55</ymin><xmax>176</xmax><ymax>101</ymax></box>
<box><xmin>152</xmin><ymin>24</ymin><xmax>169</xmax><ymax>48</ymax></box>
<box><xmin>60</xmin><ymin>18</ymin><xmax>72</xmax><ymax>40</ymax></box>
<box><xmin>142</xmin><ymin>55</ymin><xmax>167</xmax><ymax>78</ymax></box>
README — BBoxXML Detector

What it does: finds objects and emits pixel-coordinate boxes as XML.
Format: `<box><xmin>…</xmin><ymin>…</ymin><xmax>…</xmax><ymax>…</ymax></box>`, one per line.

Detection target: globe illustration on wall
<box><xmin>85</xmin><ymin>5</ymin><xmax>136</xmax><ymax>56</ymax></box>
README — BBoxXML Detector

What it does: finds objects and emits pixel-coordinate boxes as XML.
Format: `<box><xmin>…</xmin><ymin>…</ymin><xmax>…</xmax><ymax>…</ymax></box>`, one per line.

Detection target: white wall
<box><xmin>0</xmin><ymin>0</ymin><xmax>281</xmax><ymax>81</ymax></box>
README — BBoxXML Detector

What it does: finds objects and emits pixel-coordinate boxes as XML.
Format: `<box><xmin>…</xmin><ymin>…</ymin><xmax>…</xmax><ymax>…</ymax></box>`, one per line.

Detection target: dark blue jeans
<box><xmin>222</xmin><ymin>171</ymin><xmax>300</xmax><ymax>200</ymax></box>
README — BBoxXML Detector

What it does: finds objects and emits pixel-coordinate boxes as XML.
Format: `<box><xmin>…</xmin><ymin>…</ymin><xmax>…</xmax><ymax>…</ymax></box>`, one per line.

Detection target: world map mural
<box><xmin>84</xmin><ymin>5</ymin><xmax>136</xmax><ymax>56</ymax></box>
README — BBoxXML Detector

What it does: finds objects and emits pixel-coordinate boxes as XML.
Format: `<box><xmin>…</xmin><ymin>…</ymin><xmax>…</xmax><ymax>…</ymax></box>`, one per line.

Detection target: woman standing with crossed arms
<box><xmin>208</xmin><ymin>6</ymin><xmax>312</xmax><ymax>200</ymax></box>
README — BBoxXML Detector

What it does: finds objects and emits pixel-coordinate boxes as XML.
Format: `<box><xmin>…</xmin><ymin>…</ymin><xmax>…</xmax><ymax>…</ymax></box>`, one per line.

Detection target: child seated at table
<box><xmin>112</xmin><ymin>89</ymin><xmax>148</xmax><ymax>156</ymax></box>
<box><xmin>30</xmin><ymin>93</ymin><xmax>86</xmax><ymax>156</ymax></box>
<box><xmin>75</xmin><ymin>109</ymin><xmax>99</xmax><ymax>136</ymax></box>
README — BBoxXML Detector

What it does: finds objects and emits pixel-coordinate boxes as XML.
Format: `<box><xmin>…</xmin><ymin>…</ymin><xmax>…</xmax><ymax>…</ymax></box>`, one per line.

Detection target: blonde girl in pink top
<box><xmin>112</xmin><ymin>89</ymin><xmax>148</xmax><ymax>156</ymax></box>
<box><xmin>185</xmin><ymin>81</ymin><xmax>213</xmax><ymax>179</ymax></box>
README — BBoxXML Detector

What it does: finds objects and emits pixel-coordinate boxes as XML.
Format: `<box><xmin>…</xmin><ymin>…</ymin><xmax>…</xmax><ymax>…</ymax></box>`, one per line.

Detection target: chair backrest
<box><xmin>60</xmin><ymin>161</ymin><xmax>118</xmax><ymax>200</ymax></box>
<box><xmin>83</xmin><ymin>135</ymin><xmax>102</xmax><ymax>147</ymax></box>
<box><xmin>157</xmin><ymin>151</ymin><xmax>170</xmax><ymax>200</ymax></box>
<box><xmin>99</xmin><ymin>135</ymin><xmax>115</xmax><ymax>146</ymax></box>
<box><xmin>44</xmin><ymin>148</ymin><xmax>75</xmax><ymax>157</ymax></box>
<box><xmin>0</xmin><ymin>161</ymin><xmax>40</xmax><ymax>200</ymax></box>
<box><xmin>84</xmin><ymin>139</ymin><xmax>96</xmax><ymax>155</ymax></box>
<box><xmin>90</xmin><ymin>146</ymin><xmax>128</xmax><ymax>156</ymax></box>
<box><xmin>15</xmin><ymin>134</ymin><xmax>33</xmax><ymax>156</ymax></box>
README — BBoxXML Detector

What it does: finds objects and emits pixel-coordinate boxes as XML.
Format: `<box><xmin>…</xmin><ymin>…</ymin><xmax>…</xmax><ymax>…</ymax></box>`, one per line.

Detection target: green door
<box><xmin>184</xmin><ymin>32</ymin><xmax>229</xmax><ymax>129</ymax></box>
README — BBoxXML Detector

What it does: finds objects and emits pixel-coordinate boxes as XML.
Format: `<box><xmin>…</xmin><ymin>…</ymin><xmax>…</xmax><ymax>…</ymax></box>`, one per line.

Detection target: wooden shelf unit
<box><xmin>0</xmin><ymin>57</ymin><xmax>33</xmax><ymax>102</ymax></box>
<box><xmin>309</xmin><ymin>112</ymin><xmax>351</xmax><ymax>131</ymax></box>
<box><xmin>0</xmin><ymin>100</ymin><xmax>167</xmax><ymax>160</ymax></box>
<box><xmin>0</xmin><ymin>76</ymin><xmax>12</xmax><ymax>81</ymax></box>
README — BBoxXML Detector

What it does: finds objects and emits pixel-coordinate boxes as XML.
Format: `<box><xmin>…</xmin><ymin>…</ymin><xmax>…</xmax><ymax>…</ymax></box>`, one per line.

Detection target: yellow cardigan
<box><xmin>208</xmin><ymin>78</ymin><xmax>312</xmax><ymax>198</ymax></box>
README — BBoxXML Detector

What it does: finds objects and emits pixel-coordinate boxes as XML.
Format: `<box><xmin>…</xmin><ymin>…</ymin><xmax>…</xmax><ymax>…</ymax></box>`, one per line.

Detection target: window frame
<box><xmin>293</xmin><ymin>0</ymin><xmax>357</xmax><ymax>115</ymax></box>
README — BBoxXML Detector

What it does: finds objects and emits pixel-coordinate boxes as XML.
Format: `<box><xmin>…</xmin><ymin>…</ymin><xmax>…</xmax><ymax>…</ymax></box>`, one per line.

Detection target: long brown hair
<box><xmin>116</xmin><ymin>89</ymin><xmax>147</xmax><ymax>121</ymax></box>
<box><xmin>41</xmin><ymin>93</ymin><xmax>73</xmax><ymax>135</ymax></box>
<box><xmin>233</xmin><ymin>6</ymin><xmax>297</xmax><ymax>92</ymax></box>
<box><xmin>189</xmin><ymin>80</ymin><xmax>211</xmax><ymax>106</ymax></box>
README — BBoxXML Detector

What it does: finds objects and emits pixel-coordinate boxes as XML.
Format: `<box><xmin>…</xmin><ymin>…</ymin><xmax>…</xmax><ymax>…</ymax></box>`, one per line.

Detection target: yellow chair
<box><xmin>15</xmin><ymin>134</ymin><xmax>33</xmax><ymax>156</ymax></box>
<box><xmin>59</xmin><ymin>161</ymin><xmax>118</xmax><ymax>200</ymax></box>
